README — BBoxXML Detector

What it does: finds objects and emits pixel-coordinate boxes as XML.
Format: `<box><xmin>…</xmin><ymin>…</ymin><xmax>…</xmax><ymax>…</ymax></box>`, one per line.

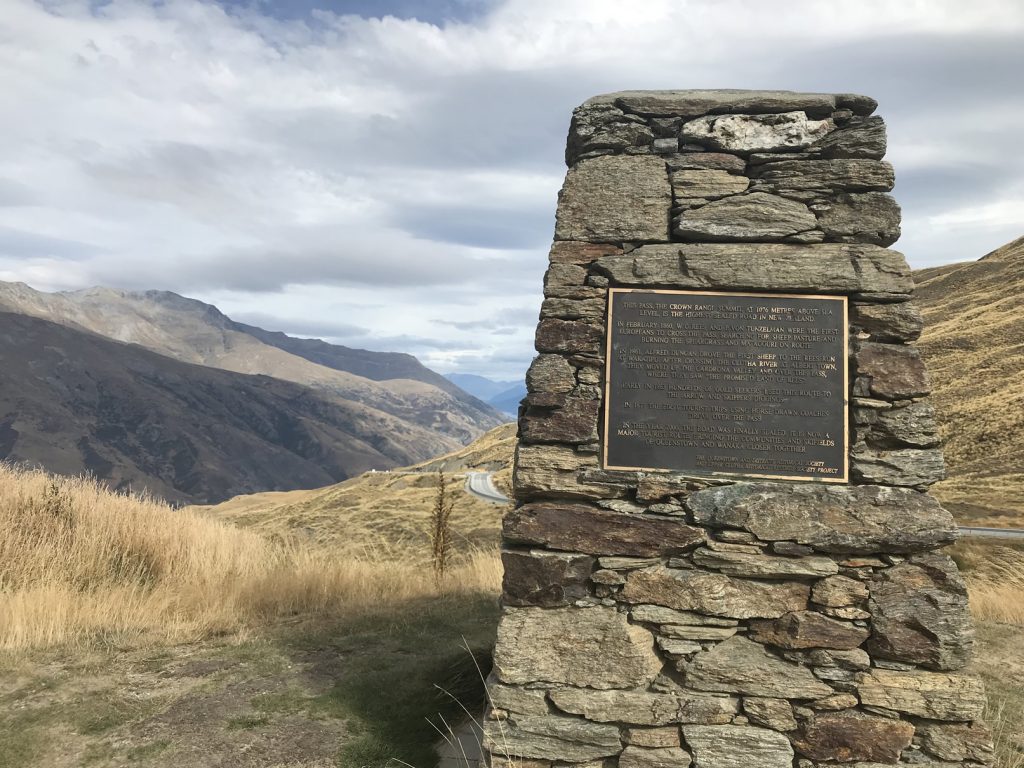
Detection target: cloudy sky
<box><xmin>1</xmin><ymin>0</ymin><xmax>1022</xmax><ymax>381</ymax></box>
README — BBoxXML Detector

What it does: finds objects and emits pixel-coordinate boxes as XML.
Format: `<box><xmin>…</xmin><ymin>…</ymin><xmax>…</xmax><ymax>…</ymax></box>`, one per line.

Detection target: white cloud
<box><xmin>0</xmin><ymin>0</ymin><xmax>1022</xmax><ymax>379</ymax></box>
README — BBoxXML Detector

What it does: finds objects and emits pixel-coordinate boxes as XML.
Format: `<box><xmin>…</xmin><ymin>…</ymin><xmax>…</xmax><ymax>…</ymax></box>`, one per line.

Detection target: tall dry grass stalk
<box><xmin>0</xmin><ymin>464</ymin><xmax>502</xmax><ymax>651</ymax></box>
<box><xmin>430</xmin><ymin>469</ymin><xmax>455</xmax><ymax>586</ymax></box>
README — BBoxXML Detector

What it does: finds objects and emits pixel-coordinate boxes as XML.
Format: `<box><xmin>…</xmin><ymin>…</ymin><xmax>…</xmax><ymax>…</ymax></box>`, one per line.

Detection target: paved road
<box><xmin>959</xmin><ymin>526</ymin><xmax>1024</xmax><ymax>540</ymax></box>
<box><xmin>464</xmin><ymin>471</ymin><xmax>510</xmax><ymax>504</ymax></box>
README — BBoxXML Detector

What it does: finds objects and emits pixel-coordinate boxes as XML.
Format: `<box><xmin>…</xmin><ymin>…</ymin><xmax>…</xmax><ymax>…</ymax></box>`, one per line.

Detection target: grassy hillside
<box><xmin>195</xmin><ymin>423</ymin><xmax>516</xmax><ymax>554</ymax></box>
<box><xmin>915</xmin><ymin>236</ymin><xmax>1024</xmax><ymax>524</ymax></box>
<box><xmin>1</xmin><ymin>424</ymin><xmax>1022</xmax><ymax>767</ymax></box>
<box><xmin>0</xmin><ymin>462</ymin><xmax>501</xmax><ymax>767</ymax></box>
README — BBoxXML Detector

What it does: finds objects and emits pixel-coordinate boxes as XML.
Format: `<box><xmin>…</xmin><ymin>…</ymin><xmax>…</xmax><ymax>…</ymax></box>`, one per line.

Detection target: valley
<box><xmin>0</xmin><ymin>283</ymin><xmax>504</xmax><ymax>504</ymax></box>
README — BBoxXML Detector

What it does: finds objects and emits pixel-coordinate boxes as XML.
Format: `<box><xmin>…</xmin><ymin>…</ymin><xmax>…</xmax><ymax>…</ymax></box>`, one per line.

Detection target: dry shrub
<box><xmin>0</xmin><ymin>464</ymin><xmax>501</xmax><ymax>651</ymax></box>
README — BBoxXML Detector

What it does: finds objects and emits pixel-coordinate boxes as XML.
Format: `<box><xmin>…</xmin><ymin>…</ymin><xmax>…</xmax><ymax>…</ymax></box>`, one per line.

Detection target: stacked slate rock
<box><xmin>483</xmin><ymin>91</ymin><xmax>992</xmax><ymax>768</ymax></box>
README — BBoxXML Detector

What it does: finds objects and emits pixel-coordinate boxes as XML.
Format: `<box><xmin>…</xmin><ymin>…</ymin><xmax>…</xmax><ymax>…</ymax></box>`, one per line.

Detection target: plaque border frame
<box><xmin>602</xmin><ymin>287</ymin><xmax>850</xmax><ymax>484</ymax></box>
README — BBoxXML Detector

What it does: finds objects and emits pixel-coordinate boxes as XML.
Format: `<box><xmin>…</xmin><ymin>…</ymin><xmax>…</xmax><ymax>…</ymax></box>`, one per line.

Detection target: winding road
<box><xmin>464</xmin><ymin>471</ymin><xmax>510</xmax><ymax>504</ymax></box>
<box><xmin>462</xmin><ymin>472</ymin><xmax>1024</xmax><ymax>540</ymax></box>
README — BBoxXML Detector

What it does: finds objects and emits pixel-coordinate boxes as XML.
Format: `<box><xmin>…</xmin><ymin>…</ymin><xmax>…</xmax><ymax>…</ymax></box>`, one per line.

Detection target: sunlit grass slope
<box><xmin>0</xmin><ymin>463</ymin><xmax>500</xmax><ymax>651</ymax></box>
<box><xmin>195</xmin><ymin>422</ymin><xmax>517</xmax><ymax>554</ymax></box>
<box><xmin>916</xmin><ymin>236</ymin><xmax>1024</xmax><ymax>525</ymax></box>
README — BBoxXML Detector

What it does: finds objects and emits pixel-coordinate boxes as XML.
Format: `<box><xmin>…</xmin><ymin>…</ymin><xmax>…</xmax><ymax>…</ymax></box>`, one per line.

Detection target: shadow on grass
<box><xmin>272</xmin><ymin>589</ymin><xmax>499</xmax><ymax>768</ymax></box>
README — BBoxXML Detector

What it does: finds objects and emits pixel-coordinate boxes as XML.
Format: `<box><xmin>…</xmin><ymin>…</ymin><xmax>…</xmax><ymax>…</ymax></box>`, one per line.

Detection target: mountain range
<box><xmin>0</xmin><ymin>282</ymin><xmax>507</xmax><ymax>504</ymax></box>
<box><xmin>445</xmin><ymin>373</ymin><xmax>526</xmax><ymax>417</ymax></box>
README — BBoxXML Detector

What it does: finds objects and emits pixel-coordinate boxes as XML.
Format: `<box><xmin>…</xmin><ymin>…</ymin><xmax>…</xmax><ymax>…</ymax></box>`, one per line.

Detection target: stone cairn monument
<box><xmin>483</xmin><ymin>90</ymin><xmax>993</xmax><ymax>768</ymax></box>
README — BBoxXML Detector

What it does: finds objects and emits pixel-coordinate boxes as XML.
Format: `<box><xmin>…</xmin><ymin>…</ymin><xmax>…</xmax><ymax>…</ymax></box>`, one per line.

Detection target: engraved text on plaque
<box><xmin>603</xmin><ymin>289</ymin><xmax>848</xmax><ymax>481</ymax></box>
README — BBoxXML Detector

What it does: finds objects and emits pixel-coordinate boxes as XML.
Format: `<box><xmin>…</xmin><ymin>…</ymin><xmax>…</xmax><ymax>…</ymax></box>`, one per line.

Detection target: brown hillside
<box><xmin>196</xmin><ymin>423</ymin><xmax>517</xmax><ymax>554</ymax></box>
<box><xmin>915</xmin><ymin>235</ymin><xmax>1024</xmax><ymax>524</ymax></box>
<box><xmin>0</xmin><ymin>282</ymin><xmax>503</xmax><ymax>446</ymax></box>
<box><xmin>0</xmin><ymin>313</ymin><xmax>454</xmax><ymax>504</ymax></box>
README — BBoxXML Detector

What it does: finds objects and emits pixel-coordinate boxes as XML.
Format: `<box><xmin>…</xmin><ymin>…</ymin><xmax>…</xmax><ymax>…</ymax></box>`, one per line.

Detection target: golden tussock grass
<box><xmin>954</xmin><ymin>540</ymin><xmax>1024</xmax><ymax>627</ymax></box>
<box><xmin>0</xmin><ymin>463</ymin><xmax>502</xmax><ymax>652</ymax></box>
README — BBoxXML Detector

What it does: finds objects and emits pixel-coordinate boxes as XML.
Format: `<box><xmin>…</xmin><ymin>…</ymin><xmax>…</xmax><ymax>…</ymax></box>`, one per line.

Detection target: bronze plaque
<box><xmin>603</xmin><ymin>288</ymin><xmax>848</xmax><ymax>482</ymax></box>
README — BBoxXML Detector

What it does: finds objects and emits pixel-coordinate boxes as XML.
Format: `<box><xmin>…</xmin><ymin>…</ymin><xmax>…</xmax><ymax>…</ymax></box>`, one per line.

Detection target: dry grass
<box><xmin>953</xmin><ymin>540</ymin><xmax>1024</xmax><ymax>626</ymax></box>
<box><xmin>916</xmin><ymin>237</ymin><xmax>1024</xmax><ymax>523</ymax></box>
<box><xmin>0</xmin><ymin>463</ymin><xmax>501</xmax><ymax>652</ymax></box>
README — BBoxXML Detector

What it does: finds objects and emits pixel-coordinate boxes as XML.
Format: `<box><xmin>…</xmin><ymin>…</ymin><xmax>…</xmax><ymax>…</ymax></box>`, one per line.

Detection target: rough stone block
<box><xmin>539</xmin><ymin>296</ymin><xmax>605</xmax><ymax>321</ymax></box>
<box><xmin>674</xmin><ymin>192</ymin><xmax>820</xmax><ymax>242</ymax></box>
<box><xmin>685</xmin><ymin>483</ymin><xmax>957</xmax><ymax>554</ymax></box>
<box><xmin>594</xmin><ymin>243</ymin><xmax>913</xmax><ymax>297</ymax></box>
<box><xmin>666</xmin><ymin>152</ymin><xmax>747</xmax><ymax>174</ymax></box>
<box><xmin>548</xmin><ymin>240</ymin><xmax>624</xmax><ymax>265</ymax></box>
<box><xmin>543</xmin><ymin>262</ymin><xmax>592</xmax><ymax>298</ymax></box>
<box><xmin>813</xmin><ymin>192</ymin><xmax>900</xmax><ymax>245</ymax></box>
<box><xmin>520</xmin><ymin>397</ymin><xmax>600</xmax><ymax>444</ymax></box>
<box><xmin>856</xmin><ymin>669</ymin><xmax>987</xmax><ymax>721</ymax></box>
<box><xmin>624</xmin><ymin>727</ymin><xmax>682</xmax><ymax>747</ymax></box>
<box><xmin>855</xmin><ymin>343</ymin><xmax>932</xmax><ymax>400</ymax></box>
<box><xmin>554</xmin><ymin>155</ymin><xmax>671</xmax><ymax>243</ymax></box>
<box><xmin>685</xmin><ymin>636</ymin><xmax>832</xmax><ymax>699</ymax></box>
<box><xmin>680</xmin><ymin>111</ymin><xmax>835</xmax><ymax>155</ymax></box>
<box><xmin>850</xmin><ymin>445</ymin><xmax>946</xmax><ymax>487</ymax></box>
<box><xmin>630</xmin><ymin>604</ymin><xmax>738</xmax><ymax>627</ymax></box>
<box><xmin>916</xmin><ymin>722</ymin><xmax>995</xmax><ymax>763</ymax></box>
<box><xmin>748</xmin><ymin>611</ymin><xmax>869</xmax><ymax>650</ymax></box>
<box><xmin>682</xmin><ymin>724</ymin><xmax>794</xmax><ymax>768</ymax></box>
<box><xmin>501</xmin><ymin>549</ymin><xmax>594</xmax><ymax>607</ymax></box>
<box><xmin>483</xmin><ymin>713</ymin><xmax>622</xmax><ymax>762</ymax></box>
<box><xmin>512</xmin><ymin>443</ymin><xmax>606</xmax><ymax>501</ymax></box>
<box><xmin>619</xmin><ymin>745</ymin><xmax>693</xmax><ymax>768</ymax></box>
<box><xmin>691</xmin><ymin>547</ymin><xmax>839</xmax><ymax>579</ymax></box>
<box><xmin>526</xmin><ymin>354</ymin><xmax>575</xmax><ymax>394</ymax></box>
<box><xmin>742</xmin><ymin>697</ymin><xmax>797</xmax><ymax>732</ymax></box>
<box><xmin>600</xmin><ymin>89</ymin><xmax>840</xmax><ymax>119</ymax></box>
<box><xmin>622</xmin><ymin>567</ymin><xmax>809</xmax><ymax>619</ymax></box>
<box><xmin>669</xmin><ymin>169</ymin><xmax>750</xmax><ymax>200</ymax></box>
<box><xmin>535</xmin><ymin>319</ymin><xmax>602</xmax><ymax>355</ymax></box>
<box><xmin>751</xmin><ymin>159</ymin><xmax>895</xmax><ymax>196</ymax></box>
<box><xmin>791</xmin><ymin>711</ymin><xmax>914</xmax><ymax>763</ymax></box>
<box><xmin>493</xmin><ymin>606</ymin><xmax>663</xmax><ymax>689</ymax></box>
<box><xmin>489</xmin><ymin>682</ymin><xmax>551</xmax><ymax>715</ymax></box>
<box><xmin>566</xmin><ymin>103</ymin><xmax>654</xmax><ymax>165</ymax></box>
<box><xmin>867</xmin><ymin>401</ymin><xmax>941</xmax><ymax>448</ymax></box>
<box><xmin>850</xmin><ymin>301</ymin><xmax>923</xmax><ymax>342</ymax></box>
<box><xmin>504</xmin><ymin>503</ymin><xmax>704</xmax><ymax>557</ymax></box>
<box><xmin>811</xmin><ymin>575</ymin><xmax>869</xmax><ymax>607</ymax></box>
<box><xmin>812</xmin><ymin>115</ymin><xmax>887</xmax><ymax>159</ymax></box>
<box><xmin>549</xmin><ymin>687</ymin><xmax>738</xmax><ymax>725</ymax></box>
<box><xmin>868</xmin><ymin>553</ymin><xmax>974</xmax><ymax>670</ymax></box>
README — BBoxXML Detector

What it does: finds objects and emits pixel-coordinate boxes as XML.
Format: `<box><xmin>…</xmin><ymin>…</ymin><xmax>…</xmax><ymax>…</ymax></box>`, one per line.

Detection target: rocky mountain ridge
<box><xmin>0</xmin><ymin>281</ymin><xmax>503</xmax><ymax>446</ymax></box>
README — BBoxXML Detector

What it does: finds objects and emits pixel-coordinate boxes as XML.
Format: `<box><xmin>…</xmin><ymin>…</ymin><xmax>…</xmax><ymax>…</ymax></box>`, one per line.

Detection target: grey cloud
<box><xmin>348</xmin><ymin>333</ymin><xmax>470</xmax><ymax>352</ymax></box>
<box><xmin>399</xmin><ymin>202</ymin><xmax>553</xmax><ymax>249</ymax></box>
<box><xmin>229</xmin><ymin>311</ymin><xmax>369</xmax><ymax>339</ymax></box>
<box><xmin>434</xmin><ymin>305</ymin><xmax>538</xmax><ymax>330</ymax></box>
<box><xmin>0</xmin><ymin>227</ymin><xmax>102</xmax><ymax>259</ymax></box>
<box><xmin>81</xmin><ymin>141</ymin><xmax>268</xmax><ymax>224</ymax></box>
<box><xmin>100</xmin><ymin>241</ymin><xmax>533</xmax><ymax>294</ymax></box>
<box><xmin>0</xmin><ymin>179</ymin><xmax>37</xmax><ymax>207</ymax></box>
